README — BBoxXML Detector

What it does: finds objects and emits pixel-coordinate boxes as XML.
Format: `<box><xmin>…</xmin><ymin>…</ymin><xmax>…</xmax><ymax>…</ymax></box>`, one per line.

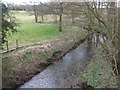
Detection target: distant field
<box><xmin>3</xmin><ymin>11</ymin><xmax>67</xmax><ymax>51</ymax></box>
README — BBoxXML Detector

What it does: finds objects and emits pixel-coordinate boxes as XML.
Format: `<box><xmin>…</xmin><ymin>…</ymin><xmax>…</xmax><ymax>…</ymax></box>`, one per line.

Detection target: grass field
<box><xmin>3</xmin><ymin>11</ymin><xmax>65</xmax><ymax>51</ymax></box>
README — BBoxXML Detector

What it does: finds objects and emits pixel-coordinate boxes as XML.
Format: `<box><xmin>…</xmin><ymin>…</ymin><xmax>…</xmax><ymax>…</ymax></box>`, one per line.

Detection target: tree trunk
<box><xmin>59</xmin><ymin>14</ymin><xmax>62</xmax><ymax>32</ymax></box>
<box><xmin>41</xmin><ymin>15</ymin><xmax>44</xmax><ymax>22</ymax></box>
<box><xmin>59</xmin><ymin>2</ymin><xmax>63</xmax><ymax>32</ymax></box>
<box><xmin>34</xmin><ymin>7</ymin><xmax>38</xmax><ymax>23</ymax></box>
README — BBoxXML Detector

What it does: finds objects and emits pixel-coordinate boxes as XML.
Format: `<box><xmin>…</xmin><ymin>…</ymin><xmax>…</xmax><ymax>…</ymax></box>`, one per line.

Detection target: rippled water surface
<box><xmin>19</xmin><ymin>41</ymin><xmax>92</xmax><ymax>88</ymax></box>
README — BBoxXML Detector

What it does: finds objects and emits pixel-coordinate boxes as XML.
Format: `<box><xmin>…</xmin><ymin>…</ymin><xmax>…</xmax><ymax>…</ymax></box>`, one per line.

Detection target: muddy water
<box><xmin>19</xmin><ymin>41</ymin><xmax>93</xmax><ymax>88</ymax></box>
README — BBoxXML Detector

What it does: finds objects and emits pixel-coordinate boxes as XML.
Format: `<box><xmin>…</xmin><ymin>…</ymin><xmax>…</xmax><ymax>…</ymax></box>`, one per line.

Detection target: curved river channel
<box><xmin>18</xmin><ymin>41</ymin><xmax>94</xmax><ymax>88</ymax></box>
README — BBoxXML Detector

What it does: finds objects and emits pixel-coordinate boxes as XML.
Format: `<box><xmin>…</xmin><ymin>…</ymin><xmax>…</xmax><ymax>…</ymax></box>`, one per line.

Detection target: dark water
<box><xmin>19</xmin><ymin>41</ymin><xmax>93</xmax><ymax>88</ymax></box>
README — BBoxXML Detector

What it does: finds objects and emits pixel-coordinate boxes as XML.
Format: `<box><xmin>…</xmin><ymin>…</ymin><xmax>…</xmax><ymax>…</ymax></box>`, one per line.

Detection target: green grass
<box><xmin>4</xmin><ymin>11</ymin><xmax>64</xmax><ymax>50</ymax></box>
<box><xmin>8</xmin><ymin>23</ymin><xmax>59</xmax><ymax>47</ymax></box>
<box><xmin>83</xmin><ymin>47</ymin><xmax>118</xmax><ymax>88</ymax></box>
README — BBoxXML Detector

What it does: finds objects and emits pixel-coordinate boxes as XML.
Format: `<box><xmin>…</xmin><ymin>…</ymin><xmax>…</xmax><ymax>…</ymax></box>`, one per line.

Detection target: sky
<box><xmin>2</xmin><ymin>0</ymin><xmax>50</xmax><ymax>5</ymax></box>
<box><xmin>2</xmin><ymin>0</ymin><xmax>120</xmax><ymax>5</ymax></box>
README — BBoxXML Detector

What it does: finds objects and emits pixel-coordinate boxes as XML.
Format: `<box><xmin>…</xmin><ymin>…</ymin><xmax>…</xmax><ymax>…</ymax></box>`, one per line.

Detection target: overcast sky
<box><xmin>2</xmin><ymin>0</ymin><xmax>50</xmax><ymax>5</ymax></box>
<box><xmin>2</xmin><ymin>0</ymin><xmax>120</xmax><ymax>5</ymax></box>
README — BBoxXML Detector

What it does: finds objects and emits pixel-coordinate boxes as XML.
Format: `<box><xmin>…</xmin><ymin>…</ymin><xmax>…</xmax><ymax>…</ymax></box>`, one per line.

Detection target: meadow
<box><xmin>4</xmin><ymin>11</ymin><xmax>63</xmax><ymax>51</ymax></box>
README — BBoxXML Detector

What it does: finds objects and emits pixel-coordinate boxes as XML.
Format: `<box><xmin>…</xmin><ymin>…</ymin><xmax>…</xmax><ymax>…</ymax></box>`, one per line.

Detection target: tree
<box><xmin>33</xmin><ymin>3</ymin><xmax>38</xmax><ymax>23</ymax></box>
<box><xmin>84</xmin><ymin>1</ymin><xmax>120</xmax><ymax>85</ymax></box>
<box><xmin>1</xmin><ymin>3</ymin><xmax>18</xmax><ymax>45</ymax></box>
<box><xmin>59</xmin><ymin>2</ymin><xmax>63</xmax><ymax>32</ymax></box>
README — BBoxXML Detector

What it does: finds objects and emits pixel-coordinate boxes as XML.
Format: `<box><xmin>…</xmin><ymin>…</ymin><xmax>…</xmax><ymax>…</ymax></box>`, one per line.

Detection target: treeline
<box><xmin>7</xmin><ymin>4</ymin><xmax>26</xmax><ymax>11</ymax></box>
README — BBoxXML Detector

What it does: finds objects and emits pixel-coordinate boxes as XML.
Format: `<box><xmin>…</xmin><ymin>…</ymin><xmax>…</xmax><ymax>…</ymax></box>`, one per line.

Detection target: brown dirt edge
<box><xmin>2</xmin><ymin>36</ymin><xmax>88</xmax><ymax>90</ymax></box>
<box><xmin>2</xmin><ymin>42</ymin><xmax>44</xmax><ymax>54</ymax></box>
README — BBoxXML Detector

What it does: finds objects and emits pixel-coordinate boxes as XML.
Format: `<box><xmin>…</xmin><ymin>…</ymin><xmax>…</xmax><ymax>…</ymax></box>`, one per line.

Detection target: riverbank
<box><xmin>19</xmin><ymin>40</ymin><xmax>89</xmax><ymax>88</ymax></box>
<box><xmin>2</xmin><ymin>27</ymin><xmax>87</xmax><ymax>89</ymax></box>
<box><xmin>83</xmin><ymin>47</ymin><xmax>118</xmax><ymax>88</ymax></box>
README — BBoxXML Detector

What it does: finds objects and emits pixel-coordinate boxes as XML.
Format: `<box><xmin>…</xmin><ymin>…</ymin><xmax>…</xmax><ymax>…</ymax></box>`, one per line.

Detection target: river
<box><xmin>18</xmin><ymin>41</ymin><xmax>95</xmax><ymax>88</ymax></box>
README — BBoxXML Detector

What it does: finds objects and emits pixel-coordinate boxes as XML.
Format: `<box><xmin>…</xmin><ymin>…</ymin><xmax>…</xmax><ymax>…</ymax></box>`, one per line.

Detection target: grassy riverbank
<box><xmin>2</xmin><ymin>26</ymin><xmax>87</xmax><ymax>89</ymax></box>
<box><xmin>2</xmin><ymin>10</ymin><xmax>88</xmax><ymax>89</ymax></box>
<box><xmin>83</xmin><ymin>47</ymin><xmax>118</xmax><ymax>88</ymax></box>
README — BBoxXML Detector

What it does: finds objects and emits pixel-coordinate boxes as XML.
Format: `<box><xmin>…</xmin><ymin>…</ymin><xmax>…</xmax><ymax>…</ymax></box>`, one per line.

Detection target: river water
<box><xmin>18</xmin><ymin>41</ymin><xmax>94</xmax><ymax>88</ymax></box>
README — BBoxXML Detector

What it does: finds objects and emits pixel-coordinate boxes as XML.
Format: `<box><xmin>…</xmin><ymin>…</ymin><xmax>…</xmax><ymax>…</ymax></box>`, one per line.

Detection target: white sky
<box><xmin>2</xmin><ymin>0</ymin><xmax>120</xmax><ymax>5</ymax></box>
<box><xmin>2</xmin><ymin>0</ymin><xmax>50</xmax><ymax>5</ymax></box>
